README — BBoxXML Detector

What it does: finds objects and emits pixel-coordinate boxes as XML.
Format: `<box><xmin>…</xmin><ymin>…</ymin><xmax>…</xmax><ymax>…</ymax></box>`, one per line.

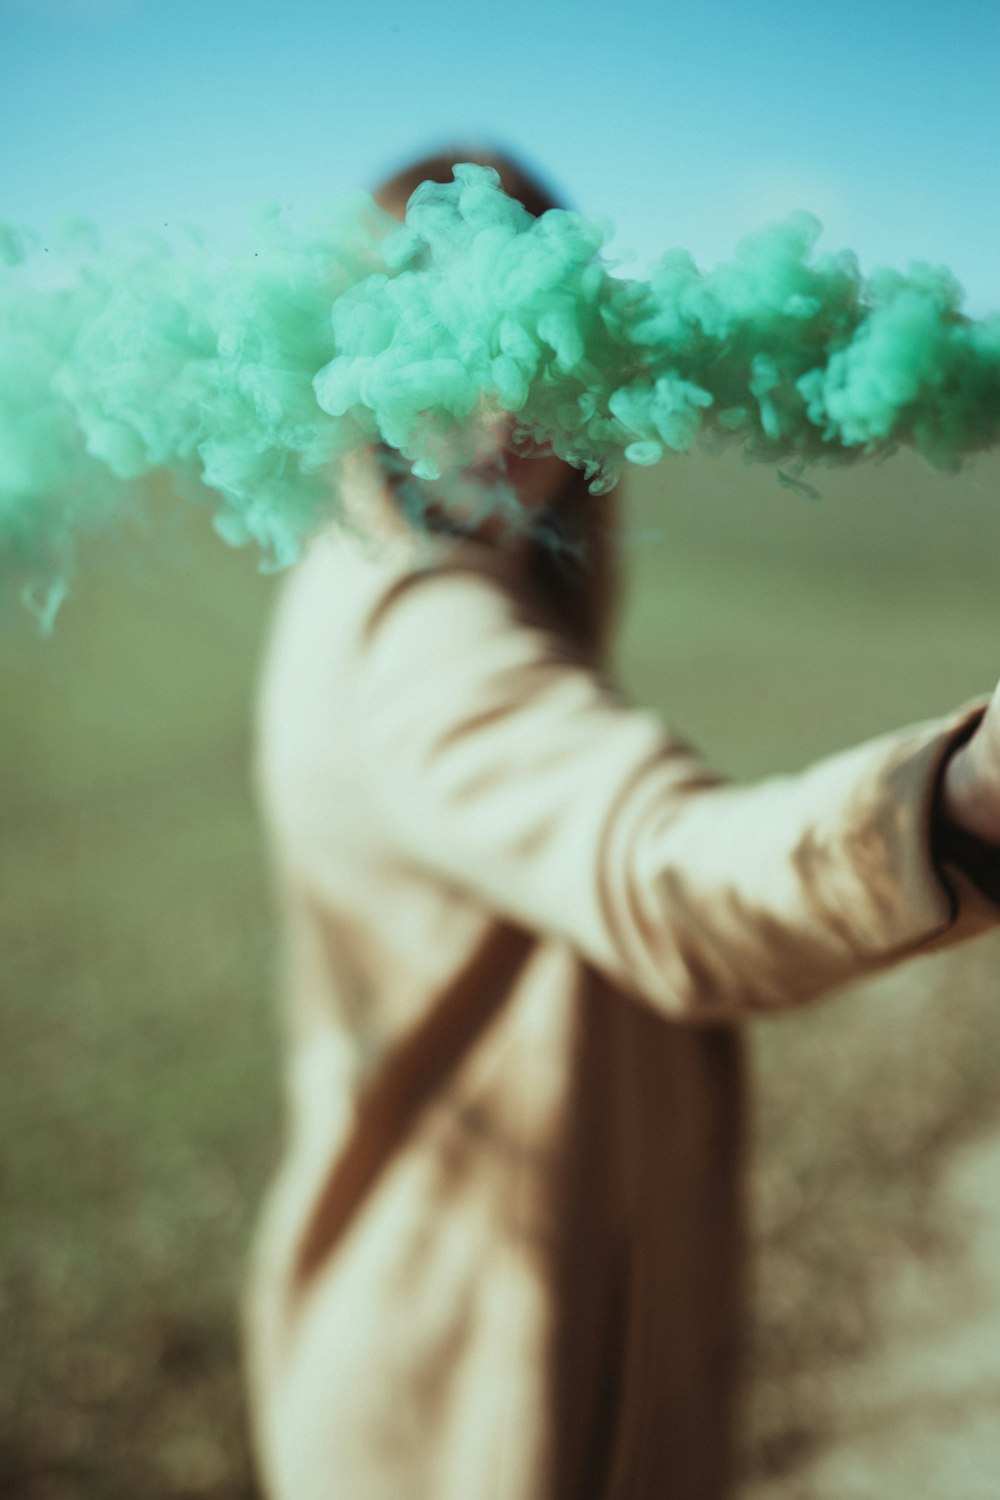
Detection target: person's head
<box><xmin>367</xmin><ymin>140</ymin><xmax>622</xmax><ymax>663</ymax></box>
<box><xmin>371</xmin><ymin>140</ymin><xmax>565</xmax><ymax>224</ymax></box>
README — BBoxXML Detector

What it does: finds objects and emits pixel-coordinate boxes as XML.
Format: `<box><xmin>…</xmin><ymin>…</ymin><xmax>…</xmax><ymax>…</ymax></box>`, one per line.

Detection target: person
<box><xmin>241</xmin><ymin>143</ymin><xmax>1000</xmax><ymax>1500</ymax></box>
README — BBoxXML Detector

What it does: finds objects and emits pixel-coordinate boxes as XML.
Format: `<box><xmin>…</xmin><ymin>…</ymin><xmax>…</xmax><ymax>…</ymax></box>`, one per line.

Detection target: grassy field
<box><xmin>3</xmin><ymin>450</ymin><xmax>1000</xmax><ymax>1497</ymax></box>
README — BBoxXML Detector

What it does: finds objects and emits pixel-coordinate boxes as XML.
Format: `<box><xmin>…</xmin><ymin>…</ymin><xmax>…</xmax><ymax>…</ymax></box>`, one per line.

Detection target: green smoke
<box><xmin>2</xmin><ymin>163</ymin><xmax>999</xmax><ymax>624</ymax></box>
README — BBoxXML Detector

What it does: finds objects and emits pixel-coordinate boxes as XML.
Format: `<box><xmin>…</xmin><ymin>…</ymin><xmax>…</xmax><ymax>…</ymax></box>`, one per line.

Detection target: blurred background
<box><xmin>3</xmin><ymin>1</ymin><xmax>1000</xmax><ymax>1496</ymax></box>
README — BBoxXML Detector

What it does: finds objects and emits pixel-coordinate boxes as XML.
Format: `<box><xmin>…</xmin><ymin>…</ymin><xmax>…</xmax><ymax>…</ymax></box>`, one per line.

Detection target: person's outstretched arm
<box><xmin>353</xmin><ymin>553</ymin><xmax>1000</xmax><ymax>1023</ymax></box>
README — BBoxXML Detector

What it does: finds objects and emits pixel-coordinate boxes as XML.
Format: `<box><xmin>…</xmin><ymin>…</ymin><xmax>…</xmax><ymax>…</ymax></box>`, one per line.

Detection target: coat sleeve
<box><xmin>353</xmin><ymin>558</ymin><xmax>1000</xmax><ymax>1022</ymax></box>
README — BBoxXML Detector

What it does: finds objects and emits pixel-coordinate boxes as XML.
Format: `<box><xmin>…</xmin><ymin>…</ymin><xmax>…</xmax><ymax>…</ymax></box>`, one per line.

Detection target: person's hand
<box><xmin>940</xmin><ymin>680</ymin><xmax>1000</xmax><ymax>847</ymax></box>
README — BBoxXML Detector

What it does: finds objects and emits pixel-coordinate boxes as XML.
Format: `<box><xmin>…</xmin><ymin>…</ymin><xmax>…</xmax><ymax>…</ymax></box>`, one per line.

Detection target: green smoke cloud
<box><xmin>2</xmin><ymin>163</ymin><xmax>999</xmax><ymax>625</ymax></box>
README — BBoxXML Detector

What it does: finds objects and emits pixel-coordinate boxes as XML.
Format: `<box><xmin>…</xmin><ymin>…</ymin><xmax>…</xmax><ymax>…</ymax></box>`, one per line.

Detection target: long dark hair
<box><xmin>368</xmin><ymin>141</ymin><xmax>622</xmax><ymax>667</ymax></box>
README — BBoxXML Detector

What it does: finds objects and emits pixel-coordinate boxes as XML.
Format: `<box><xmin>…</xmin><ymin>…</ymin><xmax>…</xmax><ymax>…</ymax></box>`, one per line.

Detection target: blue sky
<box><xmin>2</xmin><ymin>0</ymin><xmax>998</xmax><ymax>310</ymax></box>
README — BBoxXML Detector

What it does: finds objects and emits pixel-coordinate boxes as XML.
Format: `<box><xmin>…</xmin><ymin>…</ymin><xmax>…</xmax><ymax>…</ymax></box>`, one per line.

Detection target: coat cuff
<box><xmin>928</xmin><ymin>696</ymin><xmax>1000</xmax><ymax>927</ymax></box>
<box><xmin>899</xmin><ymin>694</ymin><xmax>1000</xmax><ymax>954</ymax></box>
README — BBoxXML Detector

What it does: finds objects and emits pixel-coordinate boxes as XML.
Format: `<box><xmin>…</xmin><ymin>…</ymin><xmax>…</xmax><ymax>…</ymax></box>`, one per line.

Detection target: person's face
<box><xmin>463</xmin><ymin>413</ymin><xmax>570</xmax><ymax>509</ymax></box>
<box><xmin>380</xmin><ymin>197</ymin><xmax>572</xmax><ymax>542</ymax></box>
<box><xmin>407</xmin><ymin>409</ymin><xmax>568</xmax><ymax>549</ymax></box>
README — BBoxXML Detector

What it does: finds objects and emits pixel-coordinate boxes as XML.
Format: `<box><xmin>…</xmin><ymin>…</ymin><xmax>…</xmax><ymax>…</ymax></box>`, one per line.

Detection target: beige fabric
<box><xmin>243</xmin><ymin>455</ymin><xmax>1000</xmax><ymax>1500</ymax></box>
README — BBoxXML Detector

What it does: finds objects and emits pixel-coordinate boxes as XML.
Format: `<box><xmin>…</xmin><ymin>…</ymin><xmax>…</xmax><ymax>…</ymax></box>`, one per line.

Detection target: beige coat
<box><xmin>243</xmin><ymin>452</ymin><xmax>1000</xmax><ymax>1500</ymax></box>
